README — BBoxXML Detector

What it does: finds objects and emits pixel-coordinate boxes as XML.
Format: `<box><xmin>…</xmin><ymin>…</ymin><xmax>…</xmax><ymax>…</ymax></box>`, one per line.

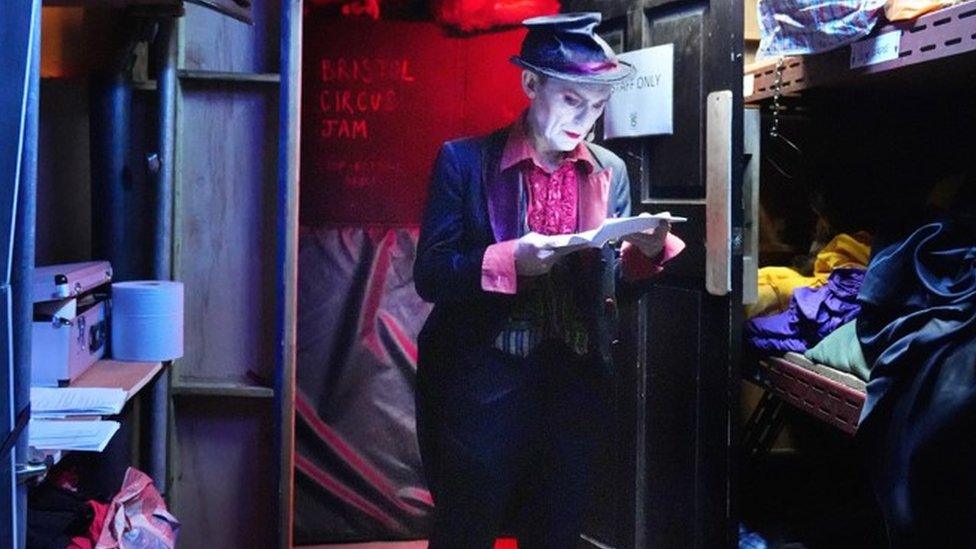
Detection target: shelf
<box><xmin>172</xmin><ymin>376</ymin><xmax>274</xmax><ymax>398</ymax></box>
<box><xmin>27</xmin><ymin>360</ymin><xmax>163</xmax><ymax>471</ymax></box>
<box><xmin>41</xmin><ymin>0</ymin><xmax>252</xmax><ymax>24</ymax></box>
<box><xmin>177</xmin><ymin>70</ymin><xmax>280</xmax><ymax>84</ymax></box>
<box><xmin>71</xmin><ymin>359</ymin><xmax>164</xmax><ymax>402</ymax></box>
<box><xmin>758</xmin><ymin>355</ymin><xmax>866</xmax><ymax>436</ymax></box>
<box><xmin>133</xmin><ymin>79</ymin><xmax>158</xmax><ymax>91</ymax></box>
<box><xmin>745</xmin><ymin>0</ymin><xmax>976</xmax><ymax>103</ymax></box>
<box><xmin>42</xmin><ymin>0</ymin><xmax>184</xmax><ymax>14</ymax></box>
<box><xmin>184</xmin><ymin>0</ymin><xmax>252</xmax><ymax>24</ymax></box>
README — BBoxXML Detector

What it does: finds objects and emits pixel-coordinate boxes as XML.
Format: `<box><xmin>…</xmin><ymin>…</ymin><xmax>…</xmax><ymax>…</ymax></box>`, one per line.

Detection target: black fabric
<box><xmin>27</xmin><ymin>484</ymin><xmax>94</xmax><ymax>549</ymax></box>
<box><xmin>856</xmin><ymin>212</ymin><xmax>976</xmax><ymax>548</ymax></box>
<box><xmin>293</xmin><ymin>227</ymin><xmax>434</xmax><ymax>543</ymax></box>
<box><xmin>416</xmin><ymin>341</ymin><xmax>610</xmax><ymax>548</ymax></box>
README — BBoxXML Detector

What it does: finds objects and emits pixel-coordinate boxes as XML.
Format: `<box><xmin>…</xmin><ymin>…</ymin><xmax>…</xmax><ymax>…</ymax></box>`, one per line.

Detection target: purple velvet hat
<box><xmin>511</xmin><ymin>12</ymin><xmax>635</xmax><ymax>84</ymax></box>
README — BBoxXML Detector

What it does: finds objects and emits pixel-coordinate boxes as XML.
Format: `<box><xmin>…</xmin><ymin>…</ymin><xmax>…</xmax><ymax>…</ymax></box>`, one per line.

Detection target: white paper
<box><xmin>31</xmin><ymin>387</ymin><xmax>126</xmax><ymax>417</ymax></box>
<box><xmin>29</xmin><ymin>420</ymin><xmax>121</xmax><ymax>452</ymax></box>
<box><xmin>604</xmin><ymin>44</ymin><xmax>674</xmax><ymax>139</ymax></box>
<box><xmin>850</xmin><ymin>30</ymin><xmax>901</xmax><ymax>69</ymax></box>
<box><xmin>545</xmin><ymin>212</ymin><xmax>686</xmax><ymax>251</ymax></box>
<box><xmin>743</xmin><ymin>73</ymin><xmax>755</xmax><ymax>98</ymax></box>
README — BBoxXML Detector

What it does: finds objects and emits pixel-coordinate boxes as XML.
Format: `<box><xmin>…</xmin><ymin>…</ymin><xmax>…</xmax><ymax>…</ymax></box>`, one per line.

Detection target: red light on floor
<box><xmin>494</xmin><ymin>539</ymin><xmax>518</xmax><ymax>549</ymax></box>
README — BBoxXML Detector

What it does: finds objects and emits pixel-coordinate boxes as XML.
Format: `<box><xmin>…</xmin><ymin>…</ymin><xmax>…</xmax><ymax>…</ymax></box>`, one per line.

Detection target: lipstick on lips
<box><xmin>564</xmin><ymin>130</ymin><xmax>581</xmax><ymax>139</ymax></box>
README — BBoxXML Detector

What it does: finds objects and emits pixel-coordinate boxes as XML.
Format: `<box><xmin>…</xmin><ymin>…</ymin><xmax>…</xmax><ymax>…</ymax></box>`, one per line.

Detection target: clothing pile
<box><xmin>802</xmin><ymin>319</ymin><xmax>870</xmax><ymax>382</ymax></box>
<box><xmin>856</xmin><ymin>214</ymin><xmax>976</xmax><ymax>546</ymax></box>
<box><xmin>745</xmin><ymin>232</ymin><xmax>871</xmax><ymax>359</ymax></box>
<box><xmin>28</xmin><ymin>466</ymin><xmax>178</xmax><ymax>549</ymax></box>
<box><xmin>28</xmin><ymin>482</ymin><xmax>108</xmax><ymax>549</ymax></box>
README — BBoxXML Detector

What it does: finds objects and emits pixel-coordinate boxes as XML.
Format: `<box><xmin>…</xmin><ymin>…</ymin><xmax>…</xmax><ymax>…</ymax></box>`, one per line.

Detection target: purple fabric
<box><xmin>757</xmin><ymin>0</ymin><xmax>886</xmax><ymax>57</ymax></box>
<box><xmin>745</xmin><ymin>267</ymin><xmax>865</xmax><ymax>354</ymax></box>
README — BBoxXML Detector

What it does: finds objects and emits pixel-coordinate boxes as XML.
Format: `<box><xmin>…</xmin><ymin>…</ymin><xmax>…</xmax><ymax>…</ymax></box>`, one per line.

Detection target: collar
<box><xmin>498</xmin><ymin>112</ymin><xmax>597</xmax><ymax>174</ymax></box>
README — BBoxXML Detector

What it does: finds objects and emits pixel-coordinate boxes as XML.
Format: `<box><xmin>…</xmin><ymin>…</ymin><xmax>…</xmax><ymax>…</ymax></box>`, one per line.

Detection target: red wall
<box><xmin>301</xmin><ymin>16</ymin><xmax>529</xmax><ymax>226</ymax></box>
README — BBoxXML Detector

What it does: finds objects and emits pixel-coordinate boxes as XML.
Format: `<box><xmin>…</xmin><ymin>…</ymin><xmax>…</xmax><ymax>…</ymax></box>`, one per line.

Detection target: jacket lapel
<box><xmin>483</xmin><ymin>128</ymin><xmax>522</xmax><ymax>243</ymax></box>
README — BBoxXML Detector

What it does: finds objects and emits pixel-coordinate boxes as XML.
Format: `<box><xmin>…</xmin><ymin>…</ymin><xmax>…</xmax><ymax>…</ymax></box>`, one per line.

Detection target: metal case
<box><xmin>33</xmin><ymin>261</ymin><xmax>112</xmax><ymax>303</ymax></box>
<box><xmin>31</xmin><ymin>262</ymin><xmax>112</xmax><ymax>386</ymax></box>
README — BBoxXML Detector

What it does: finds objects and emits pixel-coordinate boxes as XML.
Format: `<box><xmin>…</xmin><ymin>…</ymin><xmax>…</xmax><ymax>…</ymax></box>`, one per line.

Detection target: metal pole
<box><xmin>89</xmin><ymin>75</ymin><xmax>133</xmax><ymax>276</ymax></box>
<box><xmin>0</xmin><ymin>1</ymin><xmax>39</xmax><ymax>545</ymax></box>
<box><xmin>275</xmin><ymin>0</ymin><xmax>301</xmax><ymax>546</ymax></box>
<box><xmin>10</xmin><ymin>2</ymin><xmax>40</xmax><ymax>547</ymax></box>
<box><xmin>149</xmin><ymin>18</ymin><xmax>176</xmax><ymax>495</ymax></box>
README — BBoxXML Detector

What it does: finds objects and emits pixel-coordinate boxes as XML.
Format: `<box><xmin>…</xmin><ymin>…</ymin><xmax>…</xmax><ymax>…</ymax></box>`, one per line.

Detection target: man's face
<box><xmin>524</xmin><ymin>73</ymin><xmax>613</xmax><ymax>153</ymax></box>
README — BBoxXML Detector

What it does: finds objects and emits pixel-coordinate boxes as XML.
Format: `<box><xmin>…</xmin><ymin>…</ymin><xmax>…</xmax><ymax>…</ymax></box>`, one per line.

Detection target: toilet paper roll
<box><xmin>111</xmin><ymin>281</ymin><xmax>184</xmax><ymax>362</ymax></box>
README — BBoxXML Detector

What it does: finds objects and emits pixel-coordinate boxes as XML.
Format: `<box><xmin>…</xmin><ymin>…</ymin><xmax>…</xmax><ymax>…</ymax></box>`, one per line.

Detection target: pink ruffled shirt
<box><xmin>481</xmin><ymin>120</ymin><xmax>684</xmax><ymax>295</ymax></box>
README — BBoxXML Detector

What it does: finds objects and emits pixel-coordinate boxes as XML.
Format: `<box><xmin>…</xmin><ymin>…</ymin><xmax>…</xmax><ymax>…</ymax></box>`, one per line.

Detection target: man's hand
<box><xmin>514</xmin><ymin>232</ymin><xmax>562</xmax><ymax>276</ymax></box>
<box><xmin>622</xmin><ymin>221</ymin><xmax>671</xmax><ymax>259</ymax></box>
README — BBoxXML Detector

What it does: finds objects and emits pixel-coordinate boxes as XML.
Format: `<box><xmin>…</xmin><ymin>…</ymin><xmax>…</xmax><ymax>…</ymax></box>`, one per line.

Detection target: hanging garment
<box><xmin>95</xmin><ymin>468</ymin><xmax>179</xmax><ymax>549</ymax></box>
<box><xmin>757</xmin><ymin>0</ymin><xmax>887</xmax><ymax>58</ymax></box>
<box><xmin>856</xmin><ymin>216</ymin><xmax>976</xmax><ymax>547</ymax></box>
<box><xmin>803</xmin><ymin>319</ymin><xmax>871</xmax><ymax>382</ymax></box>
<box><xmin>747</xmin><ymin>232</ymin><xmax>870</xmax><ymax>319</ymax></box>
<box><xmin>745</xmin><ymin>267</ymin><xmax>865</xmax><ymax>354</ymax></box>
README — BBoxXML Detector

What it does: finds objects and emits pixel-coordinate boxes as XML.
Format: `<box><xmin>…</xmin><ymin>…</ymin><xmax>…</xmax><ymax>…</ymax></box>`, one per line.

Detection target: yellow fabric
<box><xmin>812</xmin><ymin>232</ymin><xmax>872</xmax><ymax>274</ymax></box>
<box><xmin>885</xmin><ymin>0</ymin><xmax>958</xmax><ymax>21</ymax></box>
<box><xmin>747</xmin><ymin>267</ymin><xmax>815</xmax><ymax>319</ymax></box>
<box><xmin>746</xmin><ymin>232</ymin><xmax>871</xmax><ymax>319</ymax></box>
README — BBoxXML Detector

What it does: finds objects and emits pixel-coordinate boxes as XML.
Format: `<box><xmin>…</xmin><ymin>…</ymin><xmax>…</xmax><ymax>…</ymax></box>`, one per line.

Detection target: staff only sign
<box><xmin>604</xmin><ymin>44</ymin><xmax>674</xmax><ymax>139</ymax></box>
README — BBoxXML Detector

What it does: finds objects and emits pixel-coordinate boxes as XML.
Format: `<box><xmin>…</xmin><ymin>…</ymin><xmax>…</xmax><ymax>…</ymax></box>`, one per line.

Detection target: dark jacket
<box><xmin>414</xmin><ymin>126</ymin><xmax>648</xmax><ymax>373</ymax></box>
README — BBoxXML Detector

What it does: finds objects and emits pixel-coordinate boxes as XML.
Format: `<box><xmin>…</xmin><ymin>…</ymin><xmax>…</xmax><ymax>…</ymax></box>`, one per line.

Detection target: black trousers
<box><xmin>416</xmin><ymin>341</ymin><xmax>610</xmax><ymax>548</ymax></box>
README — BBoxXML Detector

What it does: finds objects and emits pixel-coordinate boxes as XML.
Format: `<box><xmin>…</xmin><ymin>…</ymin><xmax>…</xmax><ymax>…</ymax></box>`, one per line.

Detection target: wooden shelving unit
<box><xmin>40</xmin><ymin>0</ymin><xmax>252</xmax><ymax>24</ymax></box>
<box><xmin>177</xmin><ymin>70</ymin><xmax>280</xmax><ymax>84</ymax></box>
<box><xmin>30</xmin><ymin>360</ymin><xmax>164</xmax><ymax>470</ymax></box>
<box><xmin>72</xmin><ymin>359</ymin><xmax>164</xmax><ymax>401</ymax></box>
<box><xmin>172</xmin><ymin>375</ymin><xmax>274</xmax><ymax>398</ymax></box>
<box><xmin>164</xmin><ymin>0</ymin><xmax>298</xmax><ymax>545</ymax></box>
<box><xmin>42</xmin><ymin>0</ymin><xmax>180</xmax><ymax>6</ymax></box>
<box><xmin>745</xmin><ymin>0</ymin><xmax>976</xmax><ymax>103</ymax></box>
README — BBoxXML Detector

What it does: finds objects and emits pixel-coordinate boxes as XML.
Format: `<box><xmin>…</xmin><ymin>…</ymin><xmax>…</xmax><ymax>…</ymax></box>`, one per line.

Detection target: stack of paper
<box><xmin>31</xmin><ymin>387</ymin><xmax>126</xmax><ymax>418</ymax></box>
<box><xmin>28</xmin><ymin>420</ymin><xmax>120</xmax><ymax>452</ymax></box>
<box><xmin>545</xmin><ymin>212</ymin><xmax>687</xmax><ymax>251</ymax></box>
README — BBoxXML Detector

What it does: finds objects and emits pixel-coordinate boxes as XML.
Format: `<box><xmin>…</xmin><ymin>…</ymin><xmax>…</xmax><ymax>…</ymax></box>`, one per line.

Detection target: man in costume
<box><xmin>414</xmin><ymin>12</ymin><xmax>686</xmax><ymax>547</ymax></box>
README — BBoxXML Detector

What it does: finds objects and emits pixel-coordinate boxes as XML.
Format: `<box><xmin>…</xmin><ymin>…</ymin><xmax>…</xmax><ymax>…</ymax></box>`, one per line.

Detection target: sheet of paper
<box><xmin>545</xmin><ymin>212</ymin><xmax>686</xmax><ymax>251</ymax></box>
<box><xmin>28</xmin><ymin>420</ymin><xmax>121</xmax><ymax>452</ymax></box>
<box><xmin>31</xmin><ymin>387</ymin><xmax>126</xmax><ymax>417</ymax></box>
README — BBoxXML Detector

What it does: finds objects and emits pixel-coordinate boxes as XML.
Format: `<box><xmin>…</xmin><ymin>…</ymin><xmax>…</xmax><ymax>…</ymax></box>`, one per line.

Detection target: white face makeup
<box><xmin>522</xmin><ymin>71</ymin><xmax>613</xmax><ymax>157</ymax></box>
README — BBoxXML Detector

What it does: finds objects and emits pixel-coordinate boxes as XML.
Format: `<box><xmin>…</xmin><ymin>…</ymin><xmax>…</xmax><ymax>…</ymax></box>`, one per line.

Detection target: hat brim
<box><xmin>510</xmin><ymin>56</ymin><xmax>636</xmax><ymax>84</ymax></box>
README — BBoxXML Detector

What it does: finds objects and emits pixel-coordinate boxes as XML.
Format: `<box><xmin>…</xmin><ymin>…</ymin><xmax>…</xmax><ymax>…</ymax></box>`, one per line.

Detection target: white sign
<box><xmin>850</xmin><ymin>30</ymin><xmax>902</xmax><ymax>69</ymax></box>
<box><xmin>604</xmin><ymin>44</ymin><xmax>674</xmax><ymax>139</ymax></box>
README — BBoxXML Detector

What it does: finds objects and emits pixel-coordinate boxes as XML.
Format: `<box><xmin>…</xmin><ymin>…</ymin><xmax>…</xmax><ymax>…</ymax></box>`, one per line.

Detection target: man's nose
<box><xmin>574</xmin><ymin>108</ymin><xmax>591</xmax><ymax>126</ymax></box>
